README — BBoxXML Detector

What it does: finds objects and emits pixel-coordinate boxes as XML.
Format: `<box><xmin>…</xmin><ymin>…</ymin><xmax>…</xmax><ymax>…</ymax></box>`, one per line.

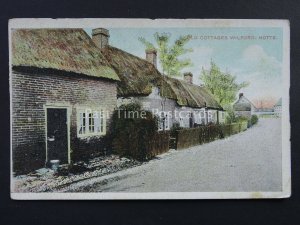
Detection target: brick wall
<box><xmin>11</xmin><ymin>70</ymin><xmax>117</xmax><ymax>173</ymax></box>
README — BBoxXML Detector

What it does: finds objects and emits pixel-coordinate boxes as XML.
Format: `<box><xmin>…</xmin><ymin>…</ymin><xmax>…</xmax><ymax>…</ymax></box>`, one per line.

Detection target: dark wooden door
<box><xmin>46</xmin><ymin>108</ymin><xmax>68</xmax><ymax>164</ymax></box>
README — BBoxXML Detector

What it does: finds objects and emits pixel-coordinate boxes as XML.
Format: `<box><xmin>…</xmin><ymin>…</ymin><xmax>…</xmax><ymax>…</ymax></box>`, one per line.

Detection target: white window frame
<box><xmin>158</xmin><ymin>111</ymin><xmax>170</xmax><ymax>131</ymax></box>
<box><xmin>207</xmin><ymin>110</ymin><xmax>213</xmax><ymax>123</ymax></box>
<box><xmin>179</xmin><ymin>117</ymin><xmax>184</xmax><ymax>127</ymax></box>
<box><xmin>77</xmin><ymin>107</ymin><xmax>106</xmax><ymax>137</ymax></box>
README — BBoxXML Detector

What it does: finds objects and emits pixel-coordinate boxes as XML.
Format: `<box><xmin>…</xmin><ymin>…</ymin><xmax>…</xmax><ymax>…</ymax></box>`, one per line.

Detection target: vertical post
<box><xmin>205</xmin><ymin>108</ymin><xmax>208</xmax><ymax>125</ymax></box>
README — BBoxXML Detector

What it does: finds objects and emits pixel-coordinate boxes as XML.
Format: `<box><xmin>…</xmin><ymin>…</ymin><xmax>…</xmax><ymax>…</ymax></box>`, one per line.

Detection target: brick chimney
<box><xmin>92</xmin><ymin>28</ymin><xmax>109</xmax><ymax>49</ymax></box>
<box><xmin>184</xmin><ymin>72</ymin><xmax>193</xmax><ymax>84</ymax></box>
<box><xmin>239</xmin><ymin>93</ymin><xmax>244</xmax><ymax>99</ymax></box>
<box><xmin>145</xmin><ymin>49</ymin><xmax>157</xmax><ymax>68</ymax></box>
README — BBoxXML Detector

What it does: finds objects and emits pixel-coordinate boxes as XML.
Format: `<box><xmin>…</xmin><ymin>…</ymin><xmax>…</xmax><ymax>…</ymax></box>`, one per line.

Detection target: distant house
<box><xmin>93</xmin><ymin>28</ymin><xmax>224</xmax><ymax>129</ymax></box>
<box><xmin>233</xmin><ymin>93</ymin><xmax>256</xmax><ymax>118</ymax></box>
<box><xmin>11</xmin><ymin>29</ymin><xmax>120</xmax><ymax>172</ymax></box>
<box><xmin>274</xmin><ymin>98</ymin><xmax>282</xmax><ymax>117</ymax></box>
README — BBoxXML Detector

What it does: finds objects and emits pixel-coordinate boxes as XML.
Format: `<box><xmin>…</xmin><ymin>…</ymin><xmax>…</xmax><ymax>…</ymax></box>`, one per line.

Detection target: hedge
<box><xmin>110</xmin><ymin>103</ymin><xmax>170</xmax><ymax>160</ymax></box>
<box><xmin>175</xmin><ymin>122</ymin><xmax>248</xmax><ymax>150</ymax></box>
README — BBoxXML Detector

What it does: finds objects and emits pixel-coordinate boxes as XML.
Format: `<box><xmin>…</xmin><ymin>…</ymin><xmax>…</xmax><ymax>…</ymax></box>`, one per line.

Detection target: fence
<box><xmin>145</xmin><ymin>131</ymin><xmax>170</xmax><ymax>158</ymax></box>
<box><xmin>175</xmin><ymin>122</ymin><xmax>248</xmax><ymax>150</ymax></box>
<box><xmin>113</xmin><ymin>130</ymin><xmax>170</xmax><ymax>160</ymax></box>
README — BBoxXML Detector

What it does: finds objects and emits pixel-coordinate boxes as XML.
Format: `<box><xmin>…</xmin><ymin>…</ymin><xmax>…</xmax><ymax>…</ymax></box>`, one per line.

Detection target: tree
<box><xmin>139</xmin><ymin>33</ymin><xmax>193</xmax><ymax>77</ymax></box>
<box><xmin>200</xmin><ymin>60</ymin><xmax>249</xmax><ymax>107</ymax></box>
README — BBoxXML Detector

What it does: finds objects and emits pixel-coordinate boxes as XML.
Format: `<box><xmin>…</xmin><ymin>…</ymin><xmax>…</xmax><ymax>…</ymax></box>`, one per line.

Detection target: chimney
<box><xmin>184</xmin><ymin>72</ymin><xmax>193</xmax><ymax>84</ymax></box>
<box><xmin>145</xmin><ymin>49</ymin><xmax>157</xmax><ymax>68</ymax></box>
<box><xmin>92</xmin><ymin>28</ymin><xmax>109</xmax><ymax>49</ymax></box>
<box><xmin>239</xmin><ymin>93</ymin><xmax>244</xmax><ymax>99</ymax></box>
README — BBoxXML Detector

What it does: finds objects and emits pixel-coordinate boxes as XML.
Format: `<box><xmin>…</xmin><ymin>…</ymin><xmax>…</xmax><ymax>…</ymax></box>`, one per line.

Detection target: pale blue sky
<box><xmin>85</xmin><ymin>27</ymin><xmax>283</xmax><ymax>102</ymax></box>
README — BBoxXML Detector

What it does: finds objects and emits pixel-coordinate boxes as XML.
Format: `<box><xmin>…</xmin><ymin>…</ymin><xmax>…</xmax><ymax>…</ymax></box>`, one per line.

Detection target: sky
<box><xmin>85</xmin><ymin>27</ymin><xmax>283</xmax><ymax>104</ymax></box>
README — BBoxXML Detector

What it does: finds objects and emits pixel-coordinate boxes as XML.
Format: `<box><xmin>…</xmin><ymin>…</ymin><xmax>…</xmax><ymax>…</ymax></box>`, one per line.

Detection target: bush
<box><xmin>235</xmin><ymin>116</ymin><xmax>251</xmax><ymax>128</ymax></box>
<box><xmin>251</xmin><ymin>115</ymin><xmax>258</xmax><ymax>125</ymax></box>
<box><xmin>72</xmin><ymin>135</ymin><xmax>111</xmax><ymax>163</ymax></box>
<box><xmin>110</xmin><ymin>103</ymin><xmax>159</xmax><ymax>160</ymax></box>
<box><xmin>236</xmin><ymin>116</ymin><xmax>248</xmax><ymax>122</ymax></box>
<box><xmin>170</xmin><ymin>122</ymin><xmax>183</xmax><ymax>137</ymax></box>
<box><xmin>224</xmin><ymin>106</ymin><xmax>237</xmax><ymax>124</ymax></box>
<box><xmin>247</xmin><ymin>119</ymin><xmax>252</xmax><ymax>128</ymax></box>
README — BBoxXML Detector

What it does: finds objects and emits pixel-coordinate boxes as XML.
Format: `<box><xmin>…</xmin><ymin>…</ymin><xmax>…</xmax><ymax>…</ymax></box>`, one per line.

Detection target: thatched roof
<box><xmin>100</xmin><ymin>45</ymin><xmax>221</xmax><ymax>109</ymax></box>
<box><xmin>164</xmin><ymin>77</ymin><xmax>222</xmax><ymax>109</ymax></box>
<box><xmin>233</xmin><ymin>96</ymin><xmax>254</xmax><ymax>111</ymax></box>
<box><xmin>100</xmin><ymin>46</ymin><xmax>176</xmax><ymax>98</ymax></box>
<box><xmin>11</xmin><ymin>29</ymin><xmax>119</xmax><ymax>81</ymax></box>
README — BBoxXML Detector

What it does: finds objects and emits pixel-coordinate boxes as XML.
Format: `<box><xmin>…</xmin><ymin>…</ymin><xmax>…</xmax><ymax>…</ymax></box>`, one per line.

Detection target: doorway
<box><xmin>46</xmin><ymin>108</ymin><xmax>69</xmax><ymax>164</ymax></box>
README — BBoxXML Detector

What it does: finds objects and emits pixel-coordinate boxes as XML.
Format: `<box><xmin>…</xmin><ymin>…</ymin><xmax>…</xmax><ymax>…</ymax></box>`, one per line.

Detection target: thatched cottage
<box><xmin>233</xmin><ymin>93</ymin><xmax>256</xmax><ymax>118</ymax></box>
<box><xmin>11</xmin><ymin>29</ymin><xmax>120</xmax><ymax>173</ymax></box>
<box><xmin>164</xmin><ymin>74</ymin><xmax>225</xmax><ymax>127</ymax></box>
<box><xmin>92</xmin><ymin>28</ymin><xmax>224</xmax><ymax>129</ymax></box>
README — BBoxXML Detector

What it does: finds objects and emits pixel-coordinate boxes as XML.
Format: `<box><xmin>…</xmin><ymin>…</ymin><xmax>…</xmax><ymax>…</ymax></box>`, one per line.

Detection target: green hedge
<box><xmin>110</xmin><ymin>103</ymin><xmax>169</xmax><ymax>160</ymax></box>
<box><xmin>176</xmin><ymin>122</ymin><xmax>248</xmax><ymax>150</ymax></box>
<box><xmin>236</xmin><ymin>115</ymin><xmax>259</xmax><ymax>128</ymax></box>
<box><xmin>251</xmin><ymin>115</ymin><xmax>259</xmax><ymax>125</ymax></box>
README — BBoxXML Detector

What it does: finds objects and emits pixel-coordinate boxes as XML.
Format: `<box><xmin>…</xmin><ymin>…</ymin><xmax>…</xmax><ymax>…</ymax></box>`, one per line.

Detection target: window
<box><xmin>158</xmin><ymin>112</ymin><xmax>170</xmax><ymax>131</ymax></box>
<box><xmin>79</xmin><ymin>112</ymin><xmax>86</xmax><ymax>134</ymax></box>
<box><xmin>78</xmin><ymin>108</ymin><xmax>106</xmax><ymax>137</ymax></box>
<box><xmin>88</xmin><ymin>112</ymin><xmax>95</xmax><ymax>133</ymax></box>
<box><xmin>221</xmin><ymin>112</ymin><xmax>225</xmax><ymax>119</ymax></box>
<box><xmin>207</xmin><ymin>111</ymin><xmax>213</xmax><ymax>123</ymax></box>
<box><xmin>179</xmin><ymin>118</ymin><xmax>184</xmax><ymax>127</ymax></box>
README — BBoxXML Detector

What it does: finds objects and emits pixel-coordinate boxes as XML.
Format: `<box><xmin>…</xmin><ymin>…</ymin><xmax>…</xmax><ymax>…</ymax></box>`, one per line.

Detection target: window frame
<box><xmin>158</xmin><ymin>111</ymin><xmax>170</xmax><ymax>131</ymax></box>
<box><xmin>77</xmin><ymin>107</ymin><xmax>106</xmax><ymax>137</ymax></box>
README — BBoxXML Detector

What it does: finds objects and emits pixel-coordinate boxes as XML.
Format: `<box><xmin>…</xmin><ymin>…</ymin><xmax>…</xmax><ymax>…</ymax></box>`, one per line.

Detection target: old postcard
<box><xmin>9</xmin><ymin>19</ymin><xmax>290</xmax><ymax>199</ymax></box>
